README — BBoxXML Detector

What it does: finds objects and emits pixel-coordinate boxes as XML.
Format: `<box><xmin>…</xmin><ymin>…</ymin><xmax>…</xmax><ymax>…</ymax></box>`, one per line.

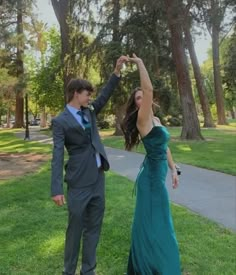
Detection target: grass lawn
<box><xmin>0</xmin><ymin>128</ymin><xmax>235</xmax><ymax>274</ymax></box>
<box><xmin>101</xmin><ymin>126</ymin><xmax>236</xmax><ymax>175</ymax></box>
<box><xmin>0</xmin><ymin>164</ymin><xmax>235</xmax><ymax>275</ymax></box>
<box><xmin>0</xmin><ymin>129</ymin><xmax>52</xmax><ymax>154</ymax></box>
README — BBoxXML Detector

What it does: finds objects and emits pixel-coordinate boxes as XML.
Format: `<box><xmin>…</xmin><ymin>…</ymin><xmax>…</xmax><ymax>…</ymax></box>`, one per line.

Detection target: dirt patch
<box><xmin>0</xmin><ymin>153</ymin><xmax>50</xmax><ymax>180</ymax></box>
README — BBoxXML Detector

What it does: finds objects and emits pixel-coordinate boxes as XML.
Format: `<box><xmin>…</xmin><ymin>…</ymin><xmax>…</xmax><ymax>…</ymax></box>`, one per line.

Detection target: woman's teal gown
<box><xmin>127</xmin><ymin>126</ymin><xmax>181</xmax><ymax>275</ymax></box>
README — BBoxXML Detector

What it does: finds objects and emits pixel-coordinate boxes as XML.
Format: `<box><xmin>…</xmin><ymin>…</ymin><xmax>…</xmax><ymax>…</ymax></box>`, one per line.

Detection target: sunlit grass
<box><xmin>217</xmin><ymin>118</ymin><xmax>236</xmax><ymax>129</ymax></box>
<box><xmin>176</xmin><ymin>144</ymin><xmax>192</xmax><ymax>151</ymax></box>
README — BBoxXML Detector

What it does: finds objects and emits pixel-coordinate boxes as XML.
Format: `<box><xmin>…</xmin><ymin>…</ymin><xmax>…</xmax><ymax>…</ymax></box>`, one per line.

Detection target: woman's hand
<box><xmin>172</xmin><ymin>172</ymin><xmax>179</xmax><ymax>189</ymax></box>
<box><xmin>128</xmin><ymin>53</ymin><xmax>143</xmax><ymax>65</ymax></box>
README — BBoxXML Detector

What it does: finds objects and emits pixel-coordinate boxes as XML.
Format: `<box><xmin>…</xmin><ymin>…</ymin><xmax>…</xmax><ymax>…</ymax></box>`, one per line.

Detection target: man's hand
<box><xmin>114</xmin><ymin>55</ymin><xmax>129</xmax><ymax>76</ymax></box>
<box><xmin>52</xmin><ymin>194</ymin><xmax>66</xmax><ymax>206</ymax></box>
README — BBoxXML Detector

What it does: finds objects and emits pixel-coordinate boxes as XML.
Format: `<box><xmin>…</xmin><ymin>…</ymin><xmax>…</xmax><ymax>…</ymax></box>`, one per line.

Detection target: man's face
<box><xmin>75</xmin><ymin>89</ymin><xmax>91</xmax><ymax>107</ymax></box>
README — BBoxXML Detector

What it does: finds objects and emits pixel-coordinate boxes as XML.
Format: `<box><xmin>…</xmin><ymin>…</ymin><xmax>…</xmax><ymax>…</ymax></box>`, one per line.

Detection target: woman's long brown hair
<box><xmin>121</xmin><ymin>88</ymin><xmax>141</xmax><ymax>151</ymax></box>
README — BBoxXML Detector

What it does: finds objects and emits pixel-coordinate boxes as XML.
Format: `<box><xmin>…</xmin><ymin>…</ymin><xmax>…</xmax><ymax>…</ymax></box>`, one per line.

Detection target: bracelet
<box><xmin>171</xmin><ymin>168</ymin><xmax>177</xmax><ymax>175</ymax></box>
<box><xmin>172</xmin><ymin>170</ymin><xmax>177</xmax><ymax>176</ymax></box>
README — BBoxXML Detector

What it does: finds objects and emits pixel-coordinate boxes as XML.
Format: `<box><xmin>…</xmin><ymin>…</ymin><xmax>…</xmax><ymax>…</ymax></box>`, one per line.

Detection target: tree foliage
<box><xmin>1</xmin><ymin>0</ymin><xmax>234</xmax><ymax>136</ymax></box>
<box><xmin>28</xmin><ymin>27</ymin><xmax>64</xmax><ymax>113</ymax></box>
<box><xmin>221</xmin><ymin>26</ymin><xmax>236</xmax><ymax>117</ymax></box>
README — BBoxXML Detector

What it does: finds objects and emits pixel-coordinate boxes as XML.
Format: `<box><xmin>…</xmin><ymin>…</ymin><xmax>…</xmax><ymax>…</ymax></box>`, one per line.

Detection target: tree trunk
<box><xmin>113</xmin><ymin>105</ymin><xmax>125</xmax><ymax>136</ymax></box>
<box><xmin>14</xmin><ymin>0</ymin><xmax>24</xmax><ymax>128</ymax></box>
<box><xmin>212</xmin><ymin>24</ymin><xmax>227</xmax><ymax>124</ymax></box>
<box><xmin>210</xmin><ymin>0</ymin><xmax>227</xmax><ymax>125</ymax></box>
<box><xmin>111</xmin><ymin>0</ymin><xmax>123</xmax><ymax>136</ymax></box>
<box><xmin>230</xmin><ymin>107</ymin><xmax>235</xmax><ymax>119</ymax></box>
<box><xmin>170</xmin><ymin>71</ymin><xmax>178</xmax><ymax>94</ymax></box>
<box><xmin>165</xmin><ymin>0</ymin><xmax>203</xmax><ymax>140</ymax></box>
<box><xmin>112</xmin><ymin>0</ymin><xmax>120</xmax><ymax>43</ymax></box>
<box><xmin>40</xmin><ymin>107</ymin><xmax>47</xmax><ymax>128</ymax></box>
<box><xmin>51</xmin><ymin>0</ymin><xmax>71</xmax><ymax>99</ymax></box>
<box><xmin>15</xmin><ymin>92</ymin><xmax>24</xmax><ymax>127</ymax></box>
<box><xmin>184</xmin><ymin>21</ymin><xmax>215</xmax><ymax>128</ymax></box>
<box><xmin>7</xmin><ymin>108</ymin><xmax>11</xmax><ymax>128</ymax></box>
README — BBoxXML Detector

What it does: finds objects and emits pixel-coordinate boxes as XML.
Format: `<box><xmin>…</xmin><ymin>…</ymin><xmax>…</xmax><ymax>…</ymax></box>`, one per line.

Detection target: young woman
<box><xmin>122</xmin><ymin>54</ymin><xmax>181</xmax><ymax>275</ymax></box>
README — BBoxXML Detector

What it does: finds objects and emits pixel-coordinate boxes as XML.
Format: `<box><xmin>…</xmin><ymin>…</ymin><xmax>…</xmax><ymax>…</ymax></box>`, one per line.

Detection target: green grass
<box><xmin>0</xmin><ymin>165</ymin><xmax>235</xmax><ymax>275</ymax></box>
<box><xmin>0</xmin><ymin>129</ymin><xmax>52</xmax><ymax>154</ymax></box>
<box><xmin>101</xmin><ymin>127</ymin><xmax>236</xmax><ymax>175</ymax></box>
<box><xmin>224</xmin><ymin>118</ymin><xmax>236</xmax><ymax>127</ymax></box>
<box><xmin>0</xmin><ymin>128</ymin><xmax>235</xmax><ymax>274</ymax></box>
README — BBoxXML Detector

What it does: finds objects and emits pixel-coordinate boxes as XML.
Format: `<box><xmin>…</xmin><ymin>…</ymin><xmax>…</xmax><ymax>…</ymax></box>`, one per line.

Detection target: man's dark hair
<box><xmin>66</xmin><ymin>78</ymin><xmax>94</xmax><ymax>103</ymax></box>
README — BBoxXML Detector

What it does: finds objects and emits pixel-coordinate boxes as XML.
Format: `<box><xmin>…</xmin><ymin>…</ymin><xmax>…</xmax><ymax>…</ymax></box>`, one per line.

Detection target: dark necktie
<box><xmin>77</xmin><ymin>110</ymin><xmax>91</xmax><ymax>138</ymax></box>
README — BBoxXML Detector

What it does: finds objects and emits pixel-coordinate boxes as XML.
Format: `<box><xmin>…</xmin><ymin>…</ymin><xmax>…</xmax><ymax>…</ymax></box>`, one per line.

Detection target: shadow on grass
<box><xmin>0</xmin><ymin>131</ymin><xmax>51</xmax><ymax>154</ymax></box>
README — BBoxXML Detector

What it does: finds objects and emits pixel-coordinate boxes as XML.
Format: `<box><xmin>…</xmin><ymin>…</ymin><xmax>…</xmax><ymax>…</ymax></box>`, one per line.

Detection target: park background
<box><xmin>0</xmin><ymin>0</ymin><xmax>236</xmax><ymax>274</ymax></box>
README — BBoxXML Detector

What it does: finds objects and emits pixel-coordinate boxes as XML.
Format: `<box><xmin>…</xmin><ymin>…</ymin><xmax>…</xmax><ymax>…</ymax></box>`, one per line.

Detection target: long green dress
<box><xmin>127</xmin><ymin>125</ymin><xmax>181</xmax><ymax>275</ymax></box>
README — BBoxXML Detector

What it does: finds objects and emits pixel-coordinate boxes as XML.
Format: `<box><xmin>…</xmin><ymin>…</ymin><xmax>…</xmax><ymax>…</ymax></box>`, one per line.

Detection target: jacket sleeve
<box><xmin>92</xmin><ymin>73</ymin><xmax>120</xmax><ymax>115</ymax></box>
<box><xmin>51</xmin><ymin>118</ymin><xmax>65</xmax><ymax>196</ymax></box>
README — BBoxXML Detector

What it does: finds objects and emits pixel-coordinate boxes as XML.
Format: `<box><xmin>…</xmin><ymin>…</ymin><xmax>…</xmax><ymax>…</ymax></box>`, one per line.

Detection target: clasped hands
<box><xmin>114</xmin><ymin>54</ymin><xmax>142</xmax><ymax>76</ymax></box>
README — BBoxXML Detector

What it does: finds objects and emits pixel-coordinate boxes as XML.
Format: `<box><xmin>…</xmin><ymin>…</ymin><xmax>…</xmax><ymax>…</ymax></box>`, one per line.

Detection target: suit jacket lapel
<box><xmin>64</xmin><ymin>107</ymin><xmax>85</xmax><ymax>136</ymax></box>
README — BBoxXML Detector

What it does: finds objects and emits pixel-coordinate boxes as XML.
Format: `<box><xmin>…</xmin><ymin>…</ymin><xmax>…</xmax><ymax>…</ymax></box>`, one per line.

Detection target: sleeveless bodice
<box><xmin>141</xmin><ymin>126</ymin><xmax>170</xmax><ymax>160</ymax></box>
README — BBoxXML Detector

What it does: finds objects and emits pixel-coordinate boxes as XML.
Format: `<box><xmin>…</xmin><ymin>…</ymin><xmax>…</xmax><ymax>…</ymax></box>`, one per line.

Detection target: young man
<box><xmin>51</xmin><ymin>56</ymin><xmax>128</xmax><ymax>275</ymax></box>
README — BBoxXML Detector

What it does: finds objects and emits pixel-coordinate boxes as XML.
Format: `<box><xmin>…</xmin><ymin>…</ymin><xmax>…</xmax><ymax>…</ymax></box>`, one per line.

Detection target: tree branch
<box><xmin>220</xmin><ymin>21</ymin><xmax>234</xmax><ymax>45</ymax></box>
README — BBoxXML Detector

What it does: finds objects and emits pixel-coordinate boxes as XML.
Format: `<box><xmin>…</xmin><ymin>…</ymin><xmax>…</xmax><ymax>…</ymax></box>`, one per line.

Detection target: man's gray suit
<box><xmin>51</xmin><ymin>74</ymin><xmax>120</xmax><ymax>275</ymax></box>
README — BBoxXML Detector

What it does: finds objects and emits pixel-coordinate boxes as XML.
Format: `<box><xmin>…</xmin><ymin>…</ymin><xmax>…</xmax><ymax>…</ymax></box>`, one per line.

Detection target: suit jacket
<box><xmin>51</xmin><ymin>74</ymin><xmax>120</xmax><ymax>196</ymax></box>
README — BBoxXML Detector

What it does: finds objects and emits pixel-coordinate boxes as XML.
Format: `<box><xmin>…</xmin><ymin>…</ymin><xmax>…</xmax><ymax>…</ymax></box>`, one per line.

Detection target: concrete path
<box><xmin>15</xmin><ymin>128</ymin><xmax>236</xmax><ymax>231</ymax></box>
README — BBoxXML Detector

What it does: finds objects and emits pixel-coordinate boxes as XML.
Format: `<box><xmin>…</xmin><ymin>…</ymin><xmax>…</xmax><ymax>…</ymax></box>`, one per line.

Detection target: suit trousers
<box><xmin>63</xmin><ymin>169</ymin><xmax>105</xmax><ymax>275</ymax></box>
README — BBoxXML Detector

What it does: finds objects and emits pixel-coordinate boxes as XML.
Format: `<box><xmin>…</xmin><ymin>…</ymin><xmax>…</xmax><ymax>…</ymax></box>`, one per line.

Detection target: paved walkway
<box><xmin>16</xmin><ymin>128</ymin><xmax>236</xmax><ymax>231</ymax></box>
<box><xmin>106</xmin><ymin>147</ymin><xmax>236</xmax><ymax>231</ymax></box>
